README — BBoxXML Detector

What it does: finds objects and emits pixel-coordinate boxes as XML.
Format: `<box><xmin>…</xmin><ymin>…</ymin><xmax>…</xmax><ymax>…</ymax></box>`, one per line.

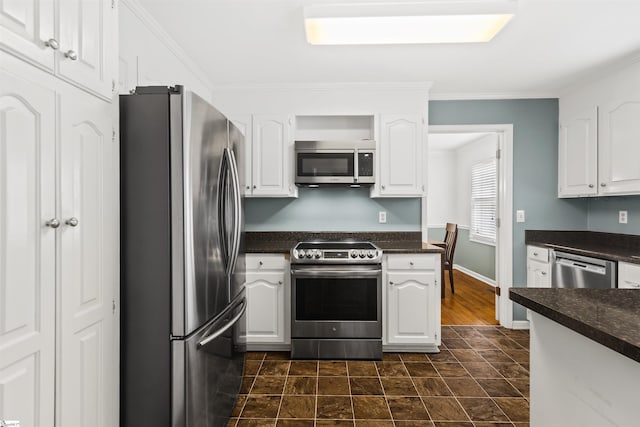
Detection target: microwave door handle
<box><xmin>354</xmin><ymin>149</ymin><xmax>359</xmax><ymax>182</ymax></box>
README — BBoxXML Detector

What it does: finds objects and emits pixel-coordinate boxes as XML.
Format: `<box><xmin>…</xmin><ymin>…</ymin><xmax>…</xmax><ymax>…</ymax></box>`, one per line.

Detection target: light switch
<box><xmin>516</xmin><ymin>210</ymin><xmax>525</xmax><ymax>223</ymax></box>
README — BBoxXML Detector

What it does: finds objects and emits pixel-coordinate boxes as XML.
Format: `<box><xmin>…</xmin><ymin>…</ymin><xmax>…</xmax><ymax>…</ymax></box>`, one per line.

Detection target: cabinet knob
<box><xmin>64</xmin><ymin>50</ymin><xmax>78</xmax><ymax>61</ymax></box>
<box><xmin>46</xmin><ymin>218</ymin><xmax>60</xmax><ymax>229</ymax></box>
<box><xmin>533</xmin><ymin>252</ymin><xmax>538</xmax><ymax>256</ymax></box>
<box><xmin>600</xmin><ymin>183</ymin><xmax>607</xmax><ymax>187</ymax></box>
<box><xmin>381</xmin><ymin>185</ymin><xmax>386</xmax><ymax>190</ymax></box>
<box><xmin>253</xmin><ymin>185</ymin><xmax>257</xmax><ymax>189</ymax></box>
<box><xmin>389</xmin><ymin>281</ymin><xmax>394</xmax><ymax>285</ymax></box>
<box><xmin>588</xmin><ymin>184</ymin><xmax>594</xmax><ymax>188</ymax></box>
<box><xmin>409</xmin><ymin>261</ymin><xmax>414</xmax><ymax>266</ymax></box>
<box><xmin>246</xmin><ymin>185</ymin><xmax>250</xmax><ymax>190</ymax></box>
<box><xmin>259</xmin><ymin>261</ymin><xmax>263</xmax><ymax>266</ymax></box>
<box><xmin>44</xmin><ymin>38</ymin><xmax>59</xmax><ymax>50</ymax></box>
<box><xmin>541</xmin><ymin>271</ymin><xmax>547</xmax><ymax>276</ymax></box>
<box><xmin>65</xmin><ymin>217</ymin><xmax>79</xmax><ymax>227</ymax></box>
<box><xmin>278</xmin><ymin>280</ymin><xmax>283</xmax><ymax>285</ymax></box>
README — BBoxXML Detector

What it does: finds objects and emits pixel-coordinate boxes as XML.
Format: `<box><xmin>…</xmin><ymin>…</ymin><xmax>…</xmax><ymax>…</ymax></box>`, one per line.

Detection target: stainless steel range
<box><xmin>290</xmin><ymin>241</ymin><xmax>383</xmax><ymax>360</ymax></box>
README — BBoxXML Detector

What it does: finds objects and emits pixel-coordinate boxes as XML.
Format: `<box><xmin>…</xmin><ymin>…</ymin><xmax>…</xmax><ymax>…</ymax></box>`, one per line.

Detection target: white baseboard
<box><xmin>453</xmin><ymin>264</ymin><xmax>496</xmax><ymax>287</ymax></box>
<box><xmin>511</xmin><ymin>320</ymin><xmax>530</xmax><ymax>330</ymax></box>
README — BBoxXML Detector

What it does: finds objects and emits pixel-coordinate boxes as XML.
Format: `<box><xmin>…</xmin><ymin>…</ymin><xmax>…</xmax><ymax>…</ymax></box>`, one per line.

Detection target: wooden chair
<box><xmin>443</xmin><ymin>223</ymin><xmax>459</xmax><ymax>294</ymax></box>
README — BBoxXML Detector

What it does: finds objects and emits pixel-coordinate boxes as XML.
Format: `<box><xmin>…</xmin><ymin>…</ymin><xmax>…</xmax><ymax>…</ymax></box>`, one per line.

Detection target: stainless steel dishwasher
<box><xmin>551</xmin><ymin>250</ymin><xmax>617</xmax><ymax>289</ymax></box>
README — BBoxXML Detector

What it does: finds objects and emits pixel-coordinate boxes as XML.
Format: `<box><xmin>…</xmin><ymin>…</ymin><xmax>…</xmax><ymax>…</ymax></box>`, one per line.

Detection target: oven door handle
<box><xmin>291</xmin><ymin>268</ymin><xmax>381</xmax><ymax>278</ymax></box>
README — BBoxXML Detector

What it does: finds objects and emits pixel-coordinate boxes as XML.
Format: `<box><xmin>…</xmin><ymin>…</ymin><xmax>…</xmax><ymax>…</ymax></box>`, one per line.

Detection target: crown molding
<box><xmin>429</xmin><ymin>91</ymin><xmax>559</xmax><ymax>101</ymax></box>
<box><xmin>121</xmin><ymin>0</ymin><xmax>214</xmax><ymax>91</ymax></box>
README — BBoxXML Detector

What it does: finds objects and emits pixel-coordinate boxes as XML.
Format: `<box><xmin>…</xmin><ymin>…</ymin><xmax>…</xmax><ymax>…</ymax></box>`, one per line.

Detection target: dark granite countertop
<box><xmin>510</xmin><ymin>288</ymin><xmax>640</xmax><ymax>363</ymax></box>
<box><xmin>245</xmin><ymin>232</ymin><xmax>444</xmax><ymax>255</ymax></box>
<box><xmin>525</xmin><ymin>230</ymin><xmax>640</xmax><ymax>264</ymax></box>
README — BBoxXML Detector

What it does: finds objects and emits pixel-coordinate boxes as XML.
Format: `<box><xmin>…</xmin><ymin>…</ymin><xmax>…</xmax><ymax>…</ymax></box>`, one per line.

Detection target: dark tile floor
<box><xmin>228</xmin><ymin>325</ymin><xmax>529</xmax><ymax>427</ymax></box>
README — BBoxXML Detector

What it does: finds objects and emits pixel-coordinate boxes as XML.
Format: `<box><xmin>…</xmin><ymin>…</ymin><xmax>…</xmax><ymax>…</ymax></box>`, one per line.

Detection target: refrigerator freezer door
<box><xmin>172</xmin><ymin>295</ymin><xmax>246</xmax><ymax>427</ymax></box>
<box><xmin>178</xmin><ymin>91</ymin><xmax>229</xmax><ymax>336</ymax></box>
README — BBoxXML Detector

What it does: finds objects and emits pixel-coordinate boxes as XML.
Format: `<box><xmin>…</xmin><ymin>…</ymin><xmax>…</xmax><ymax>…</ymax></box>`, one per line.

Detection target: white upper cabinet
<box><xmin>251</xmin><ymin>114</ymin><xmax>296</xmax><ymax>197</ymax></box>
<box><xmin>559</xmin><ymin>60</ymin><xmax>640</xmax><ymax>198</ymax></box>
<box><xmin>0</xmin><ymin>0</ymin><xmax>55</xmax><ymax>70</ymax></box>
<box><xmin>0</xmin><ymin>0</ymin><xmax>117</xmax><ymax>99</ymax></box>
<box><xmin>598</xmin><ymin>99</ymin><xmax>640</xmax><ymax>195</ymax></box>
<box><xmin>58</xmin><ymin>0</ymin><xmax>117</xmax><ymax>99</ymax></box>
<box><xmin>558</xmin><ymin>107</ymin><xmax>598</xmax><ymax>197</ymax></box>
<box><xmin>377</xmin><ymin>114</ymin><xmax>425</xmax><ymax>197</ymax></box>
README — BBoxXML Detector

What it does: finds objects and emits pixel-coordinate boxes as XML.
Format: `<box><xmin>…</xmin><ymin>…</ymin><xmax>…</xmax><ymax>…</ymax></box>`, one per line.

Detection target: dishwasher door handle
<box><xmin>556</xmin><ymin>258</ymin><xmax>606</xmax><ymax>275</ymax></box>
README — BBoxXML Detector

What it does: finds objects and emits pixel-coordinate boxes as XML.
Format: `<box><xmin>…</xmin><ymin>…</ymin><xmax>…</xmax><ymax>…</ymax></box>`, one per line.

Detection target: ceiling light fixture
<box><xmin>304</xmin><ymin>1</ymin><xmax>516</xmax><ymax>45</ymax></box>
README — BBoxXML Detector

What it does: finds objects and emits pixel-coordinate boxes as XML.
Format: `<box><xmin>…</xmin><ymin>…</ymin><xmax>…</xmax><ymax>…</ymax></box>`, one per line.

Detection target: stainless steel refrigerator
<box><xmin>120</xmin><ymin>86</ymin><xmax>246</xmax><ymax>427</ymax></box>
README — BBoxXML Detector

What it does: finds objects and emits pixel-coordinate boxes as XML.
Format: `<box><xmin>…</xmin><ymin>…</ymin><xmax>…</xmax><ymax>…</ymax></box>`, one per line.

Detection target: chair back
<box><xmin>444</xmin><ymin>223</ymin><xmax>458</xmax><ymax>263</ymax></box>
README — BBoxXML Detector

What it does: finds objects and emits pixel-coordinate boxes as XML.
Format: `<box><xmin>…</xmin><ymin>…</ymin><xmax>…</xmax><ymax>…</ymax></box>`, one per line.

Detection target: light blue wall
<box><xmin>430</xmin><ymin>99</ymin><xmax>589</xmax><ymax>320</ymax></box>
<box><xmin>245</xmin><ymin>187</ymin><xmax>420</xmax><ymax>231</ymax></box>
<box><xmin>587</xmin><ymin>197</ymin><xmax>640</xmax><ymax>234</ymax></box>
<box><xmin>429</xmin><ymin>227</ymin><xmax>496</xmax><ymax>280</ymax></box>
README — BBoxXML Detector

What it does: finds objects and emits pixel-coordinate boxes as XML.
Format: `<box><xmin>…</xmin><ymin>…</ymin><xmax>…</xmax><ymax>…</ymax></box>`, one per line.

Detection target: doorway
<box><xmin>427</xmin><ymin>125</ymin><xmax>514</xmax><ymax>328</ymax></box>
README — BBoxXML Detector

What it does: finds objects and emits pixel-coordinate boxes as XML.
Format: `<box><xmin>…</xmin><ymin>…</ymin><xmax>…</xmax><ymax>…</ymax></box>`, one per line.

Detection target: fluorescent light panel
<box><xmin>304</xmin><ymin>1</ymin><xmax>516</xmax><ymax>45</ymax></box>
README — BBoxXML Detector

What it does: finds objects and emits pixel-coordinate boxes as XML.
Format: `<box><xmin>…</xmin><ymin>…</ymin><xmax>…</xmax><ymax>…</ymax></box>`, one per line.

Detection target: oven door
<box><xmin>291</xmin><ymin>264</ymin><xmax>381</xmax><ymax>338</ymax></box>
<box><xmin>295</xmin><ymin>150</ymin><xmax>355</xmax><ymax>184</ymax></box>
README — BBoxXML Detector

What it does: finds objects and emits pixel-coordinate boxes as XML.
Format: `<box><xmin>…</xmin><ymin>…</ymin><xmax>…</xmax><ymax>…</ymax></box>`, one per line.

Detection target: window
<box><xmin>470</xmin><ymin>159</ymin><xmax>497</xmax><ymax>245</ymax></box>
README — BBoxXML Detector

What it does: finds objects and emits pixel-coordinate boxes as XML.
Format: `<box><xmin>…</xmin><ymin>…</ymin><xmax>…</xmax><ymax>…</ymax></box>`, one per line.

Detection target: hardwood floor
<box><xmin>441</xmin><ymin>269</ymin><xmax>499</xmax><ymax>326</ymax></box>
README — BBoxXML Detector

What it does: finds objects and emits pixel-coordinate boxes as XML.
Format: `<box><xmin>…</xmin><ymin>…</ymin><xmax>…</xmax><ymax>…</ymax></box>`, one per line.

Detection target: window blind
<box><xmin>471</xmin><ymin>160</ymin><xmax>497</xmax><ymax>244</ymax></box>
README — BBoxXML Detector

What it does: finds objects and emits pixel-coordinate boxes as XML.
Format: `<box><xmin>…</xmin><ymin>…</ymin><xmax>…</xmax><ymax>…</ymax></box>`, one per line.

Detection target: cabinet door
<box><xmin>558</xmin><ymin>107</ymin><xmax>598</xmax><ymax>197</ymax></box>
<box><xmin>0</xmin><ymin>0</ymin><xmax>55</xmax><ymax>70</ymax></box>
<box><xmin>58</xmin><ymin>0</ymin><xmax>116</xmax><ymax>98</ymax></box>
<box><xmin>58</xmin><ymin>91</ymin><xmax>115</xmax><ymax>427</ymax></box>
<box><xmin>386</xmin><ymin>271</ymin><xmax>436</xmax><ymax>344</ymax></box>
<box><xmin>229</xmin><ymin>115</ymin><xmax>254</xmax><ymax>197</ymax></box>
<box><xmin>0</xmin><ymin>68</ymin><xmax>56</xmax><ymax>427</ymax></box>
<box><xmin>526</xmin><ymin>260</ymin><xmax>551</xmax><ymax>288</ymax></box>
<box><xmin>379</xmin><ymin>114</ymin><xmax>424</xmax><ymax>196</ymax></box>
<box><xmin>599</xmin><ymin>99</ymin><xmax>640</xmax><ymax>195</ymax></box>
<box><xmin>252</xmin><ymin>114</ymin><xmax>293</xmax><ymax>196</ymax></box>
<box><xmin>245</xmin><ymin>271</ymin><xmax>286</xmax><ymax>343</ymax></box>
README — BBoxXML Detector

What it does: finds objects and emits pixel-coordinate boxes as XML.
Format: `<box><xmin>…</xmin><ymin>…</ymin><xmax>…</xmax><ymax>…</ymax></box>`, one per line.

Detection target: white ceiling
<box><xmin>136</xmin><ymin>0</ymin><xmax>640</xmax><ymax>97</ymax></box>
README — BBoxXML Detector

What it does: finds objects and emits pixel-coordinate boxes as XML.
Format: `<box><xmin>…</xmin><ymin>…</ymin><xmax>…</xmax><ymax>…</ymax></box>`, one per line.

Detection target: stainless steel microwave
<box><xmin>294</xmin><ymin>140</ymin><xmax>375</xmax><ymax>186</ymax></box>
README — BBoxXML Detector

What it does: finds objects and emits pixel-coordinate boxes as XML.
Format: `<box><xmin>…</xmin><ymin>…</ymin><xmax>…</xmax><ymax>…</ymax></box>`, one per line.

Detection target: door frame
<box><xmin>427</xmin><ymin>124</ymin><xmax>514</xmax><ymax>328</ymax></box>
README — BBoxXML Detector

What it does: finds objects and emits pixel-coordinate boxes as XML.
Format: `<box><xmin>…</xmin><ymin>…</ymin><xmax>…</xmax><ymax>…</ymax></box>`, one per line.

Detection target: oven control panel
<box><xmin>291</xmin><ymin>241</ymin><xmax>382</xmax><ymax>264</ymax></box>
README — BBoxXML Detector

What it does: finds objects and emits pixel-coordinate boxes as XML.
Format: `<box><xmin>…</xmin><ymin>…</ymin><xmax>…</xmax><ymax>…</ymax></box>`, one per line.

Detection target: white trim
<box><xmin>453</xmin><ymin>264</ymin><xmax>496</xmax><ymax>287</ymax></box>
<box><xmin>468</xmin><ymin>236</ymin><xmax>496</xmax><ymax>247</ymax></box>
<box><xmin>429</xmin><ymin>124</ymin><xmax>514</xmax><ymax>329</ymax></box>
<box><xmin>427</xmin><ymin>224</ymin><xmax>470</xmax><ymax>230</ymax></box>
<box><xmin>121</xmin><ymin>0</ymin><xmax>215</xmax><ymax>91</ymax></box>
<box><xmin>430</xmin><ymin>92</ymin><xmax>559</xmax><ymax>101</ymax></box>
<box><xmin>511</xmin><ymin>320</ymin><xmax>530</xmax><ymax>330</ymax></box>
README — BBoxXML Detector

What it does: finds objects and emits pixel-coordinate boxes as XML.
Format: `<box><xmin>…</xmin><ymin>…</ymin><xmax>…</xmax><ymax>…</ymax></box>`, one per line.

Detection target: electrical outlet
<box><xmin>619</xmin><ymin>210</ymin><xmax>628</xmax><ymax>224</ymax></box>
<box><xmin>516</xmin><ymin>210</ymin><xmax>525</xmax><ymax>223</ymax></box>
<box><xmin>379</xmin><ymin>211</ymin><xmax>387</xmax><ymax>224</ymax></box>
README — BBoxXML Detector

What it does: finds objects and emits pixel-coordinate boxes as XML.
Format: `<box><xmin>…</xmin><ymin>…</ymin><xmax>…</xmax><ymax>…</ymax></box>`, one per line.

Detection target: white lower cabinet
<box><xmin>243</xmin><ymin>254</ymin><xmax>290</xmax><ymax>348</ymax></box>
<box><xmin>618</xmin><ymin>262</ymin><xmax>640</xmax><ymax>289</ymax></box>
<box><xmin>384</xmin><ymin>254</ymin><xmax>441</xmax><ymax>350</ymax></box>
<box><xmin>526</xmin><ymin>246</ymin><xmax>551</xmax><ymax>288</ymax></box>
<box><xmin>0</xmin><ymin>55</ymin><xmax>117</xmax><ymax>427</ymax></box>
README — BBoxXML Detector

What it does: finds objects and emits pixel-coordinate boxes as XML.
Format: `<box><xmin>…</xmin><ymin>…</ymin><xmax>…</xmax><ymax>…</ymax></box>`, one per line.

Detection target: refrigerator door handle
<box><xmin>218</xmin><ymin>149</ymin><xmax>233</xmax><ymax>275</ymax></box>
<box><xmin>227</xmin><ymin>148</ymin><xmax>242</xmax><ymax>277</ymax></box>
<box><xmin>198</xmin><ymin>298</ymin><xmax>247</xmax><ymax>348</ymax></box>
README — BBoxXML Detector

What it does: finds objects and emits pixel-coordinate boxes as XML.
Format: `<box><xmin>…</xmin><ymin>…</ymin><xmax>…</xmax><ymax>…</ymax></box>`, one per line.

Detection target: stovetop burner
<box><xmin>291</xmin><ymin>240</ymin><xmax>382</xmax><ymax>264</ymax></box>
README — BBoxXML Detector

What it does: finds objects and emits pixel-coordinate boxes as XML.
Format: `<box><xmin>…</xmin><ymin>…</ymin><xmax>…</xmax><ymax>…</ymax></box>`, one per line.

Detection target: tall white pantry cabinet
<box><xmin>0</xmin><ymin>1</ymin><xmax>119</xmax><ymax>427</ymax></box>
